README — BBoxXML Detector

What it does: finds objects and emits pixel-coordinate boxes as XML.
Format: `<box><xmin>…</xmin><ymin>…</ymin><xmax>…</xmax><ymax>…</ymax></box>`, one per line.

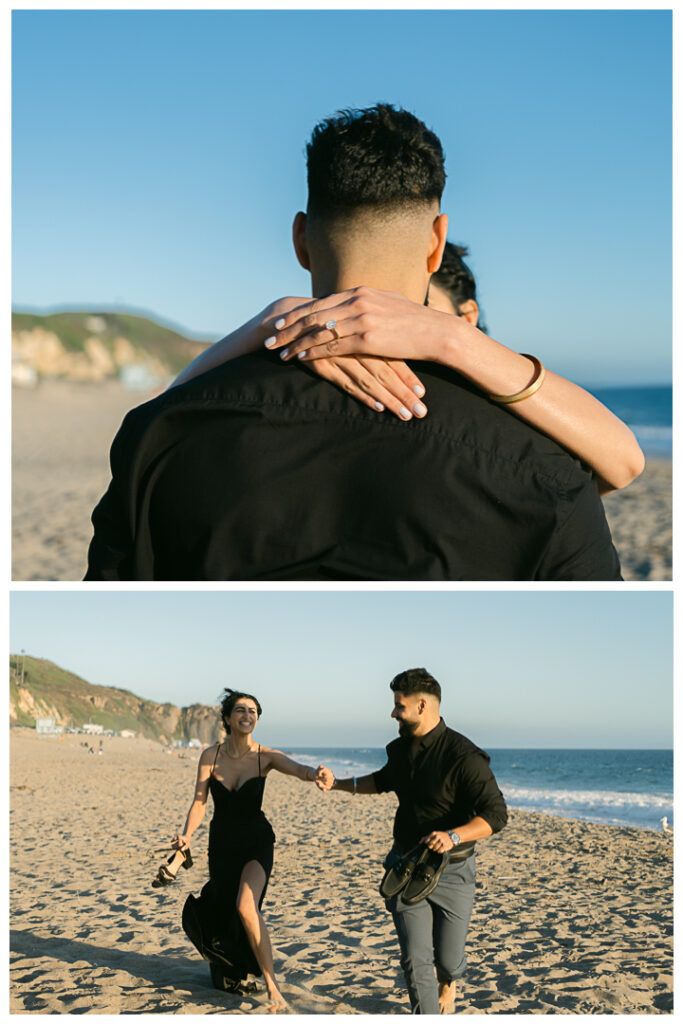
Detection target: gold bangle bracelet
<box><xmin>488</xmin><ymin>354</ymin><xmax>546</xmax><ymax>404</ymax></box>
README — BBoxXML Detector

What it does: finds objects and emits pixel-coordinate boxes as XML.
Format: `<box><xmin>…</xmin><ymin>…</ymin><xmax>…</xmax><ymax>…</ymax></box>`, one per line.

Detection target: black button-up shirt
<box><xmin>85</xmin><ymin>351</ymin><xmax>621</xmax><ymax>581</ymax></box>
<box><xmin>373</xmin><ymin>719</ymin><xmax>508</xmax><ymax>851</ymax></box>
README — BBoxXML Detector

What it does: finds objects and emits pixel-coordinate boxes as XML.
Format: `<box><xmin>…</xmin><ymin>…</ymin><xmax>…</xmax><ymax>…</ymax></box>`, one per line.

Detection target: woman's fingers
<box><xmin>310</xmin><ymin>357</ymin><xmax>427</xmax><ymax>421</ymax></box>
<box><xmin>356</xmin><ymin>358</ymin><xmax>428</xmax><ymax>420</ymax></box>
<box><xmin>370</xmin><ymin>357</ymin><xmax>425</xmax><ymax>400</ymax></box>
<box><xmin>264</xmin><ymin>295</ymin><xmax>354</xmax><ymax>349</ymax></box>
<box><xmin>311</xmin><ymin>359</ymin><xmax>387</xmax><ymax>414</ymax></box>
<box><xmin>279</xmin><ymin>317</ymin><xmax>369</xmax><ymax>361</ymax></box>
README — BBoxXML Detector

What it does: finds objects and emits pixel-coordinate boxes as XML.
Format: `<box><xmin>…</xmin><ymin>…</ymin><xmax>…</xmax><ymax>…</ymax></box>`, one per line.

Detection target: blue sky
<box><xmin>12</xmin><ymin>10</ymin><xmax>671</xmax><ymax>386</ymax></box>
<box><xmin>10</xmin><ymin>591</ymin><xmax>672</xmax><ymax>749</ymax></box>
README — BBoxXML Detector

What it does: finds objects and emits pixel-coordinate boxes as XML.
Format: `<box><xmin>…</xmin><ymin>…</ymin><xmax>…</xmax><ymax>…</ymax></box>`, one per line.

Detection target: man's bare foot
<box><xmin>438</xmin><ymin>981</ymin><xmax>456</xmax><ymax>1014</ymax></box>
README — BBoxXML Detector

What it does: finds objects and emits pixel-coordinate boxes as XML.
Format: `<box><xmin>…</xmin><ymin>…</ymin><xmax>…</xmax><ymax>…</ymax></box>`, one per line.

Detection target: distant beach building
<box><xmin>12</xmin><ymin>359</ymin><xmax>38</xmax><ymax>389</ymax></box>
<box><xmin>82</xmin><ymin>722</ymin><xmax>104</xmax><ymax>735</ymax></box>
<box><xmin>120</xmin><ymin>365</ymin><xmax>164</xmax><ymax>391</ymax></box>
<box><xmin>35</xmin><ymin>717</ymin><xmax>63</xmax><ymax>736</ymax></box>
<box><xmin>119</xmin><ymin>729</ymin><xmax>136</xmax><ymax>738</ymax></box>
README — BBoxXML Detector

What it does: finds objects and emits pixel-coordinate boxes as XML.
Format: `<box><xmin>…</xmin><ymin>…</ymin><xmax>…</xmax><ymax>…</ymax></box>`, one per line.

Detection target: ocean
<box><xmin>588</xmin><ymin>385</ymin><xmax>672</xmax><ymax>457</ymax></box>
<box><xmin>285</xmin><ymin>747</ymin><xmax>673</xmax><ymax>832</ymax></box>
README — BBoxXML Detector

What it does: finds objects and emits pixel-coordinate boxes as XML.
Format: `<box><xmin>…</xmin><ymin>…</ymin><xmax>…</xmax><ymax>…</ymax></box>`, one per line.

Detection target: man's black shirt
<box><xmin>372</xmin><ymin>719</ymin><xmax>508</xmax><ymax>851</ymax></box>
<box><xmin>85</xmin><ymin>351</ymin><xmax>622</xmax><ymax>580</ymax></box>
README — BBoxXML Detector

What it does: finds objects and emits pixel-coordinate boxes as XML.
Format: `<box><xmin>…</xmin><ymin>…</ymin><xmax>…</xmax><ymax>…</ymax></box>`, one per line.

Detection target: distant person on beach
<box><xmin>86</xmin><ymin>103</ymin><xmax>629</xmax><ymax>581</ymax></box>
<box><xmin>318</xmin><ymin>667</ymin><xmax>507</xmax><ymax>1014</ymax></box>
<box><xmin>152</xmin><ymin>688</ymin><xmax>329</xmax><ymax>1011</ymax></box>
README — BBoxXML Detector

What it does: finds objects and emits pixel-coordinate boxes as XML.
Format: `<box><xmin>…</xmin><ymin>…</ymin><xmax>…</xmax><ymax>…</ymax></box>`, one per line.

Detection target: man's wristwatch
<box><xmin>447</xmin><ymin>829</ymin><xmax>461</xmax><ymax>846</ymax></box>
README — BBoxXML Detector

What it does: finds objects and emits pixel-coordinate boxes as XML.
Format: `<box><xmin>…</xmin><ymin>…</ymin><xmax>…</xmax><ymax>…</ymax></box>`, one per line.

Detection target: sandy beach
<box><xmin>12</xmin><ymin>380</ymin><xmax>672</xmax><ymax>582</ymax></box>
<box><xmin>10</xmin><ymin>729</ymin><xmax>673</xmax><ymax>1014</ymax></box>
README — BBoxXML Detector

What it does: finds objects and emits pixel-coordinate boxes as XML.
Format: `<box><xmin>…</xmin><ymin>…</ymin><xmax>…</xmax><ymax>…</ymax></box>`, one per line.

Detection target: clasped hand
<box><xmin>314</xmin><ymin>765</ymin><xmax>335</xmax><ymax>791</ymax></box>
<box><xmin>264</xmin><ymin>287</ymin><xmax>457</xmax><ymax>422</ymax></box>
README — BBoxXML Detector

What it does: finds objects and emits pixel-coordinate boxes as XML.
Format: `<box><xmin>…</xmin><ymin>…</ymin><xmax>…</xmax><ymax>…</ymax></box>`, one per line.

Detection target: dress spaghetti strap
<box><xmin>211</xmin><ymin>742</ymin><xmax>220</xmax><ymax>776</ymax></box>
<box><xmin>258</xmin><ymin>744</ymin><xmax>262</xmax><ymax>777</ymax></box>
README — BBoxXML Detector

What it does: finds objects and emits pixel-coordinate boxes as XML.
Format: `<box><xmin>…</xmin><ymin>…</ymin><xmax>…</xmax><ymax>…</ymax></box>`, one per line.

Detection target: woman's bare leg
<box><xmin>237</xmin><ymin>861</ymin><xmax>286</xmax><ymax>1011</ymax></box>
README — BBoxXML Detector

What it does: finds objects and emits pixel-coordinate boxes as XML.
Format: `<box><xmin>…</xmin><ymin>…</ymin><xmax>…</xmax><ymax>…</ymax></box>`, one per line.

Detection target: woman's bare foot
<box><xmin>266</xmin><ymin>985</ymin><xmax>288</xmax><ymax>1013</ymax></box>
<box><xmin>438</xmin><ymin>981</ymin><xmax>456</xmax><ymax>1014</ymax></box>
<box><xmin>166</xmin><ymin>850</ymin><xmax>185</xmax><ymax>877</ymax></box>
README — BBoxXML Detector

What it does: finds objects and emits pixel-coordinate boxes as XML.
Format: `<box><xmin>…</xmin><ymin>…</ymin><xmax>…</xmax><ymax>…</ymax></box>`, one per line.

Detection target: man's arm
<box><xmin>320</xmin><ymin>759</ymin><xmax>393</xmax><ymax>795</ymax></box>
<box><xmin>422</xmin><ymin>815</ymin><xmax>492</xmax><ymax>853</ymax></box>
<box><xmin>330</xmin><ymin>774</ymin><xmax>378</xmax><ymax>795</ymax></box>
<box><xmin>84</xmin><ymin>413</ymin><xmax>139</xmax><ymax>581</ymax></box>
<box><xmin>536</xmin><ymin>478</ymin><xmax>622</xmax><ymax>581</ymax></box>
<box><xmin>424</xmin><ymin>751</ymin><xmax>507</xmax><ymax>853</ymax></box>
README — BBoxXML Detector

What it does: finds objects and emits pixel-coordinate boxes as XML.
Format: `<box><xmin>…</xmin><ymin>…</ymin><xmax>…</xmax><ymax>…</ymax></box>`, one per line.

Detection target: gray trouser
<box><xmin>385</xmin><ymin>848</ymin><xmax>476</xmax><ymax>1014</ymax></box>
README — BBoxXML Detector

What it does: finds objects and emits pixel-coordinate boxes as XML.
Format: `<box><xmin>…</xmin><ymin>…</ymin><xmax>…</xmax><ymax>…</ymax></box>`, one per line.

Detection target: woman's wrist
<box><xmin>423</xmin><ymin>308</ymin><xmax>468</xmax><ymax>368</ymax></box>
<box><xmin>438</xmin><ymin>317</ymin><xmax>539</xmax><ymax>395</ymax></box>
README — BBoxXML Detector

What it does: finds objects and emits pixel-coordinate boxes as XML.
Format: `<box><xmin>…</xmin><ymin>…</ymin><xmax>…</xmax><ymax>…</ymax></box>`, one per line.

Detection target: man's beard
<box><xmin>398</xmin><ymin>720</ymin><xmax>417</xmax><ymax>737</ymax></box>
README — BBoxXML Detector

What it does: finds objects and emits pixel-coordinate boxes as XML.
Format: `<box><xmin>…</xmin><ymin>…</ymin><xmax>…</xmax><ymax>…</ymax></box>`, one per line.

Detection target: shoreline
<box><xmin>10</xmin><ymin>730</ymin><xmax>673</xmax><ymax>1013</ymax></box>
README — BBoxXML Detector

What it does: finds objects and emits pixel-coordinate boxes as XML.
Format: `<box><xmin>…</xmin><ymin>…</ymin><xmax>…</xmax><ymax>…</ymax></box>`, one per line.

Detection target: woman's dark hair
<box><xmin>433</xmin><ymin>242</ymin><xmax>476</xmax><ymax>305</ymax></box>
<box><xmin>433</xmin><ymin>241</ymin><xmax>488</xmax><ymax>333</ymax></box>
<box><xmin>390</xmin><ymin>668</ymin><xmax>442</xmax><ymax>702</ymax></box>
<box><xmin>219</xmin><ymin>688</ymin><xmax>262</xmax><ymax>734</ymax></box>
<box><xmin>306</xmin><ymin>103</ymin><xmax>446</xmax><ymax>221</ymax></box>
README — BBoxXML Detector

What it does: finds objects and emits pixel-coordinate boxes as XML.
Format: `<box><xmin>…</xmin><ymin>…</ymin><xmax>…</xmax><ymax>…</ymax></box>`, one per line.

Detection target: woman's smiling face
<box><xmin>228</xmin><ymin>698</ymin><xmax>259</xmax><ymax>735</ymax></box>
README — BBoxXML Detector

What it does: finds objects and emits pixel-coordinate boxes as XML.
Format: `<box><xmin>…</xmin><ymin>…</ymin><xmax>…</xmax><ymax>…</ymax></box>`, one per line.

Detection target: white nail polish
<box><xmin>264</xmin><ymin>336</ymin><xmax>276</xmax><ymax>348</ymax></box>
<box><xmin>399</xmin><ymin>405</ymin><xmax>412</xmax><ymax>420</ymax></box>
<box><xmin>280</xmin><ymin>348</ymin><xmax>289</xmax><ymax>359</ymax></box>
<box><xmin>413</xmin><ymin>384</ymin><xmax>425</xmax><ymax>397</ymax></box>
<box><xmin>413</xmin><ymin>402</ymin><xmax>427</xmax><ymax>417</ymax></box>
<box><xmin>297</xmin><ymin>351</ymin><xmax>308</xmax><ymax>359</ymax></box>
<box><xmin>374</xmin><ymin>401</ymin><xmax>385</xmax><ymax>411</ymax></box>
<box><xmin>275</xmin><ymin>318</ymin><xmax>286</xmax><ymax>329</ymax></box>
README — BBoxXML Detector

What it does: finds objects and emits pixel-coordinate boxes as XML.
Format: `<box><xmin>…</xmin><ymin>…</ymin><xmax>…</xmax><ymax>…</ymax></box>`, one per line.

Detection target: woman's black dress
<box><xmin>182</xmin><ymin>744</ymin><xmax>276</xmax><ymax>986</ymax></box>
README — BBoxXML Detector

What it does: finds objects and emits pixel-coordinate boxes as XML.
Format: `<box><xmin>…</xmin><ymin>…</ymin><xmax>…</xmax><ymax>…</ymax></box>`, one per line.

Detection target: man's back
<box><xmin>85</xmin><ymin>352</ymin><xmax>621</xmax><ymax>580</ymax></box>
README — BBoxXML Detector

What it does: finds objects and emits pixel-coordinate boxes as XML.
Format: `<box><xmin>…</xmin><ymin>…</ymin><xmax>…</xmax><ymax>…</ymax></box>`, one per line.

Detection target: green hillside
<box><xmin>9</xmin><ymin>654</ymin><xmax>220</xmax><ymax>744</ymax></box>
<box><xmin>12</xmin><ymin>309</ymin><xmax>210</xmax><ymax>375</ymax></box>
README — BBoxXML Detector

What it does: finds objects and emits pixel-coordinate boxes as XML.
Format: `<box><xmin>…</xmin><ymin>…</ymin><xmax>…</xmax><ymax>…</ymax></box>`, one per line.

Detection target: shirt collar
<box><xmin>412</xmin><ymin>717</ymin><xmax>446</xmax><ymax>752</ymax></box>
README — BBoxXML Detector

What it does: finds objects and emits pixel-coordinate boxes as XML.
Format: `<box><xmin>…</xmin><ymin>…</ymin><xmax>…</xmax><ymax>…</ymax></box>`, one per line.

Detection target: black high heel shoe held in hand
<box><xmin>151</xmin><ymin>847</ymin><xmax>193</xmax><ymax>888</ymax></box>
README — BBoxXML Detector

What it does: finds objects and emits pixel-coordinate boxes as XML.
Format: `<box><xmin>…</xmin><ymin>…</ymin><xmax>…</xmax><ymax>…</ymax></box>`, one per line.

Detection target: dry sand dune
<box><xmin>12</xmin><ymin>380</ymin><xmax>672</xmax><ymax>582</ymax></box>
<box><xmin>10</xmin><ymin>731</ymin><xmax>673</xmax><ymax>1014</ymax></box>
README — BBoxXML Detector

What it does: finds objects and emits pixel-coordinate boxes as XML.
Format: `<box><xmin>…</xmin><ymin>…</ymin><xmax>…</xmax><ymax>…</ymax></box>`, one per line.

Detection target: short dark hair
<box><xmin>433</xmin><ymin>241</ymin><xmax>488</xmax><ymax>332</ymax></box>
<box><xmin>306</xmin><ymin>104</ymin><xmax>446</xmax><ymax>221</ymax></box>
<box><xmin>390</xmin><ymin>668</ymin><xmax>441</xmax><ymax>702</ymax></box>
<box><xmin>219</xmin><ymin>688</ymin><xmax>262</xmax><ymax>733</ymax></box>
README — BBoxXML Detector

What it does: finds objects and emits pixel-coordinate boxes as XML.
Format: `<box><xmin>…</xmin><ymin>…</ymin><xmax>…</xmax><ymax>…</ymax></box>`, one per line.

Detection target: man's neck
<box><xmin>310</xmin><ymin>265</ymin><xmax>428</xmax><ymax>305</ymax></box>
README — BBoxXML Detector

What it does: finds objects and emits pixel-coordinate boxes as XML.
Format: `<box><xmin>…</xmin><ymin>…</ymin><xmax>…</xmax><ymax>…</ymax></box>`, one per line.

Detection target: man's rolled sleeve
<box><xmin>458</xmin><ymin>753</ymin><xmax>508</xmax><ymax>834</ymax></box>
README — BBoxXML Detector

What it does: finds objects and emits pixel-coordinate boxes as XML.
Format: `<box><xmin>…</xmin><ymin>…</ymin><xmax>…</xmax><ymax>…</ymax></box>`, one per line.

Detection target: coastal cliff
<box><xmin>11</xmin><ymin>310</ymin><xmax>209</xmax><ymax>384</ymax></box>
<box><xmin>9</xmin><ymin>654</ymin><xmax>221</xmax><ymax>744</ymax></box>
